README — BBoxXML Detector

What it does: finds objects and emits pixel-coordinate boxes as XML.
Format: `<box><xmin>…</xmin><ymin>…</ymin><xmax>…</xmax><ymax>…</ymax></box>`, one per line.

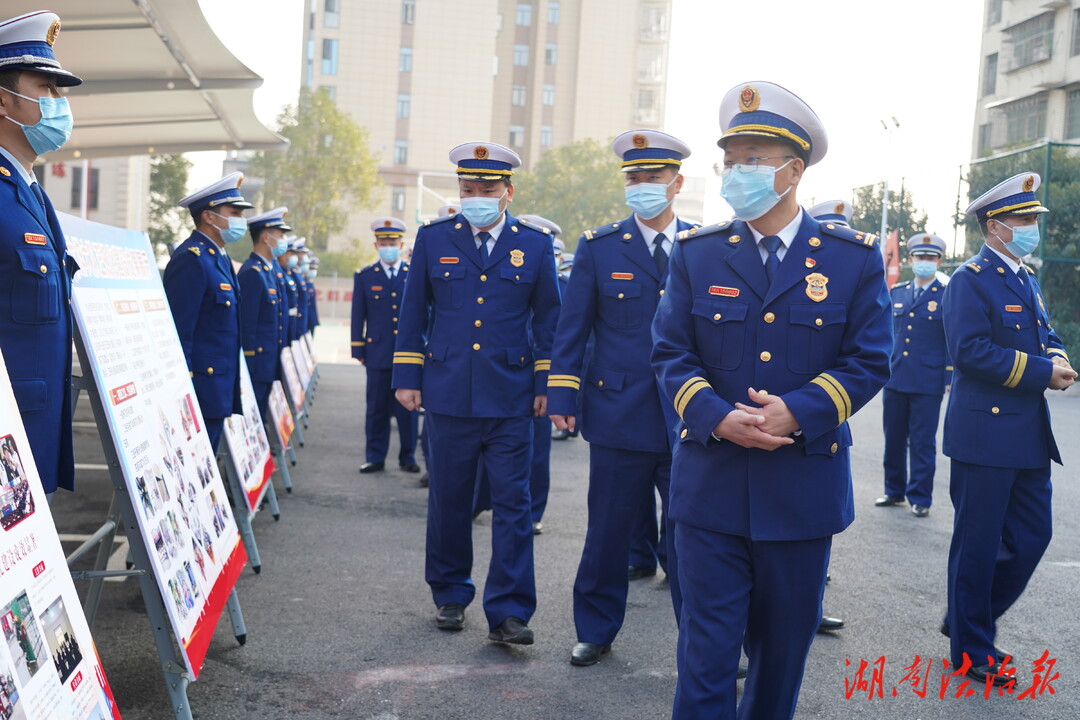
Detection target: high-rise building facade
<box><xmin>973</xmin><ymin>0</ymin><xmax>1080</xmax><ymax>157</ymax></box>
<box><xmin>303</xmin><ymin>0</ymin><xmax>673</xmax><ymax>250</ymax></box>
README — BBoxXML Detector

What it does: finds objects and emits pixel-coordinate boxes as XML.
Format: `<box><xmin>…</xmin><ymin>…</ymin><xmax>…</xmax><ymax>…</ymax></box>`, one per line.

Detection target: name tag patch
<box><xmin>611</xmin><ymin>272</ymin><xmax>634</xmax><ymax>280</ymax></box>
<box><xmin>1005</xmin><ymin>305</ymin><xmax>1022</xmax><ymax>313</ymax></box>
<box><xmin>219</xmin><ymin>283</ymin><xmax>232</xmax><ymax>291</ymax></box>
<box><xmin>439</xmin><ymin>257</ymin><xmax>459</xmax><ymax>264</ymax></box>
<box><xmin>24</xmin><ymin>233</ymin><xmax>47</xmax><ymax>245</ymax></box>
<box><xmin>708</xmin><ymin>286</ymin><xmax>740</xmax><ymax>297</ymax></box>
<box><xmin>371</xmin><ymin>286</ymin><xmax>383</xmax><ymax>291</ymax></box>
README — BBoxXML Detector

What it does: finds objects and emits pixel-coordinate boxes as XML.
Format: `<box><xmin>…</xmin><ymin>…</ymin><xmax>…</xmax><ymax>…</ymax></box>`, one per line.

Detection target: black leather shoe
<box><xmin>911</xmin><ymin>504</ymin><xmax>930</xmax><ymax>517</ymax></box>
<box><xmin>967</xmin><ymin>662</ymin><xmax>1012</xmax><ymax>686</ymax></box>
<box><xmin>359</xmin><ymin>462</ymin><xmax>385</xmax><ymax>474</ymax></box>
<box><xmin>418</xmin><ymin>471</ymin><xmax>429</xmax><ymax>488</ymax></box>
<box><xmin>435</xmin><ymin>604</ymin><xmax>465</xmax><ymax>631</ymax></box>
<box><xmin>552</xmin><ymin>429</ymin><xmax>571</xmax><ymax>441</ymax></box>
<box><xmin>627</xmin><ymin>565</ymin><xmax>657</xmax><ymax>581</ymax></box>
<box><xmin>532</xmin><ymin>521</ymin><xmax>543</xmax><ymax>535</ymax></box>
<box><xmin>570</xmin><ymin>642</ymin><xmax>610</xmax><ymax>666</ymax></box>
<box><xmin>737</xmin><ymin>664</ymin><xmax>748</xmax><ymax>680</ymax></box>
<box><xmin>939</xmin><ymin>622</ymin><xmax>1011</xmax><ymax>663</ymax></box>
<box><xmin>489</xmin><ymin>617</ymin><xmax>534</xmax><ymax>645</ymax></box>
<box><xmin>817</xmin><ymin>616</ymin><xmax>845</xmax><ymax>633</ymax></box>
<box><xmin>875</xmin><ymin>494</ymin><xmax>905</xmax><ymax>507</ymax></box>
<box><xmin>400</xmin><ymin>462</ymin><xmax>421</xmax><ymax>473</ymax></box>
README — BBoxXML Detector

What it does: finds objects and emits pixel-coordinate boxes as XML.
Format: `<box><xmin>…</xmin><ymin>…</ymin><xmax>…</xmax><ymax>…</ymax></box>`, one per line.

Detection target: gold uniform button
<box><xmin>207</xmin><ymin>367</ymin><xmax>214</xmax><ymax>375</ymax></box>
<box><xmin>830</xmin><ymin>442</ymin><xmax>839</xmax><ymax>453</ymax></box>
<box><xmin>226</xmin><ymin>300</ymin><xmax>231</xmax><ymax>306</ymax></box>
<box><xmin>618</xmin><ymin>293</ymin><xmax>625</xmax><ymax>299</ymax></box>
<box><xmin>1038</xmin><ymin>320</ymin><xmax>1043</xmax><ymax>326</ymax></box>
<box><xmin>480</xmin><ymin>274</ymin><xmax>488</xmax><ymax>282</ymax></box>
<box><xmin>39</xmin><ymin>264</ymin><xmax>47</xmax><ymax>273</ymax></box>
<box><xmin>905</xmin><ymin>338</ymin><xmax>910</xmax><ymax>343</ymax></box>
<box><xmin>659</xmin><ymin>289</ymin><xmax>665</xmax><ymax>296</ymax></box>
<box><xmin>907</xmin><ymin>325</ymin><xmax>913</xmax><ymax>330</ymax></box>
<box><xmin>393</xmin><ymin>329</ymin><xmax>398</xmax><ymax>334</ymax></box>
<box><xmin>759</xmin><ymin>351</ymin><xmax>771</xmax><ymax>362</ymax></box>
<box><xmin>814</xmin><ymin>318</ymin><xmax>822</xmax><ymax>326</ymax></box>
<box><xmin>473</xmin><ymin>343</ymin><xmax>481</xmax><ymax>350</ymax></box>
<box><xmin>997</xmin><ymin>267</ymin><xmax>1006</xmax><ymax>274</ymax></box>
<box><xmin>258</xmin><ymin>347</ymin><xmax>263</xmax><ymax>352</ymax></box>
<box><xmin>991</xmin><ymin>406</ymin><xmax>1000</xmax><ymax>415</ymax></box>
<box><xmin>474</xmin><ymin>320</ymin><xmax>482</xmax><ymax>327</ymax></box>
<box><xmin>909</xmin><ymin>312</ymin><xmax>915</xmax><ymax>318</ymax></box>
<box><xmin>903</xmin><ymin>351</ymin><xmax>909</xmax><ymax>356</ymax></box>
<box><xmin>1015</xmin><ymin>324</ymin><xmax>1021</xmax><ymax>330</ymax></box>
<box><xmin>444</xmin><ymin>272</ymin><xmax>450</xmax><ymax>277</ymax></box>
<box><xmin>477</xmin><ymin>297</ymin><xmax>485</xmax><ymax>304</ymax></box>
<box><xmin>713</xmin><ymin>313</ymin><xmax>722</xmax><ymax>321</ymax></box>
<box><xmin>680</xmin><ymin>428</ymin><xmax>688</xmax><ymax>439</ymax></box>
<box><xmin>368</xmin><ymin>337</ymin><xmax>373</xmax><ymax>342</ymax></box>
<box><xmin>391</xmin><ymin>292</ymin><xmax>397</xmax><ymax>297</ymax></box>
<box><xmin>764</xmin><ymin>312</ymin><xmax>775</xmax><ymax>323</ymax></box>
<box><xmin>393</xmin><ymin>317</ymin><xmax>398</xmax><ymax>322</ymax></box>
<box><xmin>598</xmin><ymin>380</ymin><xmax>604</xmax><ymax>388</ymax></box>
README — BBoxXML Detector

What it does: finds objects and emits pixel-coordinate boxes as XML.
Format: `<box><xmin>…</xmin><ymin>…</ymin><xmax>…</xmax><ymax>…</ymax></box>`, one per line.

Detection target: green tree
<box><xmin>248</xmin><ymin>88</ymin><xmax>381</xmax><ymax>251</ymax></box>
<box><xmin>850</xmin><ymin>182</ymin><xmax>930</xmax><ymax>243</ymax></box>
<box><xmin>147</xmin><ymin>154</ymin><xmax>192</xmax><ymax>260</ymax></box>
<box><xmin>512</xmin><ymin>138</ymin><xmax>626</xmax><ymax>251</ymax></box>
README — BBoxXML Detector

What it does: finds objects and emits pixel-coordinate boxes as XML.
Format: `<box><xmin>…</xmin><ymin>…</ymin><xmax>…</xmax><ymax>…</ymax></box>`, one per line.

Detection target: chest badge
<box><xmin>927</xmin><ymin>300</ymin><xmax>938</xmax><ymax>312</ymax></box>
<box><xmin>805</xmin><ymin>273</ymin><xmax>829</xmax><ymax>302</ymax></box>
<box><xmin>804</xmin><ymin>257</ymin><xmax>817</xmax><ymax>268</ymax></box>
<box><xmin>510</xmin><ymin>249</ymin><xmax>525</xmax><ymax>268</ymax></box>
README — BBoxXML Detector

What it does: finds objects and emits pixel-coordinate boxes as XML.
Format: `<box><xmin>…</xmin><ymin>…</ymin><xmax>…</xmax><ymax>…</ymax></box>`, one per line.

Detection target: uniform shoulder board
<box><xmin>582</xmin><ymin>222</ymin><xmax>621</xmax><ymax>242</ymax></box>
<box><xmin>517</xmin><ymin>217</ymin><xmax>550</xmax><ymax>234</ymax></box>
<box><xmin>1022</xmin><ymin>264</ymin><xmax>1036</xmax><ymax>275</ymax></box>
<box><xmin>893</xmin><ymin>280</ymin><xmax>911</xmax><ymax>288</ymax></box>
<box><xmin>677</xmin><ymin>220</ymin><xmax>732</xmax><ymax>242</ymax></box>
<box><xmin>963</xmin><ymin>262</ymin><xmax>983</xmax><ymax>273</ymax></box>
<box><xmin>819</xmin><ymin>221</ymin><xmax>877</xmax><ymax>248</ymax></box>
<box><xmin>423</xmin><ymin>213</ymin><xmax>456</xmax><ymax>227</ymax></box>
<box><xmin>187</xmin><ymin>246</ymin><xmax>201</xmax><ymax>257</ymax></box>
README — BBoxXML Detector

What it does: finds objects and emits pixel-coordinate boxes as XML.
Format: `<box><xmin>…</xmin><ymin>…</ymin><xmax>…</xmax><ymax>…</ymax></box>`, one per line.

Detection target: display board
<box><xmin>223</xmin><ymin>360</ymin><xmax>274</xmax><ymax>514</ymax></box>
<box><xmin>297</xmin><ymin>334</ymin><xmax>316</xmax><ymax>379</ymax></box>
<box><xmin>267</xmin><ymin>382</ymin><xmax>295</xmax><ymax>448</ymax></box>
<box><xmin>291</xmin><ymin>342</ymin><xmax>312</xmax><ymax>394</ymax></box>
<box><xmin>279</xmin><ymin>349</ymin><xmax>305</xmax><ymax>410</ymax></box>
<box><xmin>64</xmin><ymin>213</ymin><xmax>246</xmax><ymax>678</ymax></box>
<box><xmin>0</xmin><ymin>351</ymin><xmax>121</xmax><ymax>720</ymax></box>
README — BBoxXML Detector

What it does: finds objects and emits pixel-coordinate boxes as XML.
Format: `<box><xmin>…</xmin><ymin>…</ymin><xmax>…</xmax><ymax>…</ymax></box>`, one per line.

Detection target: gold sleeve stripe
<box><xmin>533</xmin><ymin>360</ymin><xmax>552</xmax><ymax>371</ymax></box>
<box><xmin>393</xmin><ymin>357</ymin><xmax>425</xmax><ymax>366</ymax></box>
<box><xmin>351</xmin><ymin>341</ymin><xmax>365</xmax><ymax>347</ymax></box>
<box><xmin>810</xmin><ymin>373</ymin><xmax>851</xmax><ymax>425</ymax></box>
<box><xmin>674</xmin><ymin>378</ymin><xmax>711</xmax><ymax>419</ymax></box>
<box><xmin>1003</xmin><ymin>350</ymin><xmax>1028</xmax><ymax>389</ymax></box>
<box><xmin>548</xmin><ymin>374</ymin><xmax>580</xmax><ymax>383</ymax></box>
<box><xmin>1048</xmin><ymin>348</ymin><xmax>1070</xmax><ymax>362</ymax></box>
<box><xmin>394</xmin><ymin>351</ymin><xmax>425</xmax><ymax>359</ymax></box>
<box><xmin>243</xmin><ymin>351</ymin><xmax>255</xmax><ymax>356</ymax></box>
<box><xmin>548</xmin><ymin>380</ymin><xmax>581</xmax><ymax>389</ymax></box>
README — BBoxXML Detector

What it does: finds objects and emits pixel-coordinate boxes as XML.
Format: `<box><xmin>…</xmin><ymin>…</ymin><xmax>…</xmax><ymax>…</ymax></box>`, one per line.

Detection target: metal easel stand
<box><xmin>217</xmin><ymin>440</ymin><xmax>277</xmax><ymax>575</ymax></box>
<box><xmin>71</xmin><ymin>328</ymin><xmax>247</xmax><ymax>720</ymax></box>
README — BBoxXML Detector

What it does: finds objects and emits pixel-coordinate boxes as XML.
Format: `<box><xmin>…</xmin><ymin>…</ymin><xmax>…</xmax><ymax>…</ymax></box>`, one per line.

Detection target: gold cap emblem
<box><xmin>1022</xmin><ymin>175</ymin><xmax>1035</xmax><ymax>192</ymax></box>
<box><xmin>47</xmin><ymin>20</ymin><xmax>60</xmax><ymax>46</ymax></box>
<box><xmin>739</xmin><ymin>85</ymin><xmax>760</xmax><ymax>113</ymax></box>
<box><xmin>474</xmin><ymin>145</ymin><xmax>489</xmax><ymax>160</ymax></box>
<box><xmin>632</xmin><ymin>133</ymin><xmax>648</xmax><ymax>149</ymax></box>
<box><xmin>834</xmin><ymin>202</ymin><xmax>845</xmax><ymax>214</ymax></box>
<box><xmin>384</xmin><ymin>220</ymin><xmax>392</xmax><ymax>227</ymax></box>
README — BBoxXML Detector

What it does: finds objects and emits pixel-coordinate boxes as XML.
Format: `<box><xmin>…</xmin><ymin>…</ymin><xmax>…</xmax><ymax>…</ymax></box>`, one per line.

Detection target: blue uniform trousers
<box><xmin>882</xmin><ymin>388</ymin><xmax>944</xmax><ymax>507</ymax></box>
<box><xmin>364</xmin><ymin>367</ymin><xmax>418</xmax><ymax>465</ymax></box>
<box><xmin>425</xmin><ymin>412</ymin><xmax>536</xmax><ymax>629</ymax></box>
<box><xmin>252</xmin><ymin>380</ymin><xmax>272</xmax><ymax>422</ymax></box>
<box><xmin>473</xmin><ymin>416</ymin><xmax>551</xmax><ymax>524</ymax></box>
<box><xmin>206</xmin><ymin>418</ymin><xmax>225</xmax><ymax>455</ymax></box>
<box><xmin>573</xmin><ymin>444</ymin><xmax>677</xmax><ymax>644</ymax></box>
<box><xmin>946</xmin><ymin>460</ymin><xmax>1052</xmax><ymax>667</ymax></box>
<box><xmin>673</xmin><ymin>523</ymin><xmax>829</xmax><ymax>720</ymax></box>
<box><xmin>629</xmin><ymin>489</ymin><xmax>668</xmax><ymax>572</ymax></box>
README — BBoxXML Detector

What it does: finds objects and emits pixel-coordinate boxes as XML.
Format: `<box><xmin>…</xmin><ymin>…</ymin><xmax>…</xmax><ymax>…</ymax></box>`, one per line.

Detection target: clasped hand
<box><xmin>713</xmin><ymin>387</ymin><xmax>797</xmax><ymax>451</ymax></box>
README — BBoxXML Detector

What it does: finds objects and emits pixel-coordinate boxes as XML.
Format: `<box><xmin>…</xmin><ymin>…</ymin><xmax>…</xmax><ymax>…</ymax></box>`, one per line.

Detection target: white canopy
<box><xmin>5</xmin><ymin>0</ymin><xmax>287</xmax><ymax>160</ymax></box>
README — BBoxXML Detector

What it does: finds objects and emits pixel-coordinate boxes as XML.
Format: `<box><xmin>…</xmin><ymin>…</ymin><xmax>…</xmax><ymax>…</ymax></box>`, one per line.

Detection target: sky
<box><xmin>194</xmin><ymin>0</ymin><xmax>984</xmax><ymax>251</ymax></box>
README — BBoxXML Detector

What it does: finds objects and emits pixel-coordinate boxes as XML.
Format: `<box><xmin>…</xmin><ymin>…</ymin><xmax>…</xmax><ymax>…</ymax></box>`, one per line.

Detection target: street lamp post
<box><xmin>880</xmin><ymin>116</ymin><xmax>900</xmax><ymax>255</ymax></box>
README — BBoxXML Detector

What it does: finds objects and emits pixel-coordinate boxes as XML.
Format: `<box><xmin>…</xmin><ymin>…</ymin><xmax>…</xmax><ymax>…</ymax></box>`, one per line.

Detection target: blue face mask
<box><xmin>2</xmin><ymin>89</ymin><xmax>73</xmax><ymax>156</ymax></box>
<box><xmin>720</xmin><ymin>160</ymin><xmax>792</xmax><ymax>221</ymax></box>
<box><xmin>460</xmin><ymin>192</ymin><xmax>506</xmax><ymax>227</ymax></box>
<box><xmin>912</xmin><ymin>259</ymin><xmax>938</xmax><ymax>279</ymax></box>
<box><xmin>287</xmin><ymin>255</ymin><xmax>299</xmax><ymax>268</ymax></box>
<box><xmin>307</xmin><ymin>270</ymin><xmax>317</xmax><ymax>280</ymax></box>
<box><xmin>377</xmin><ymin>246</ymin><xmax>400</xmax><ymax>264</ymax></box>
<box><xmin>625</xmin><ymin>179</ymin><xmax>675</xmax><ymax>220</ymax></box>
<box><xmin>1001</xmin><ymin>222</ymin><xmax>1040</xmax><ymax>258</ymax></box>
<box><xmin>210</xmin><ymin>212</ymin><xmax>248</xmax><ymax>244</ymax></box>
<box><xmin>271</xmin><ymin>236</ymin><xmax>288</xmax><ymax>258</ymax></box>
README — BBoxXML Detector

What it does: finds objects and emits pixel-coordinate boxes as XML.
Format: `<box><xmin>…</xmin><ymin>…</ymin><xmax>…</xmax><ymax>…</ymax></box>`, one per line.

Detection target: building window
<box><xmin>516</xmin><ymin>3</ymin><xmax>532</xmax><ymax>26</ymax></box>
<box><xmin>511</xmin><ymin>85</ymin><xmax>527</xmax><ymax>107</ymax></box>
<box><xmin>548</xmin><ymin>1</ymin><xmax>560</xmax><ymax>23</ymax></box>
<box><xmin>1003</xmin><ymin>12</ymin><xmax>1054</xmax><ymax>72</ymax></box>
<box><xmin>1073</xmin><ymin>9</ymin><xmax>1080</xmax><ymax>56</ymax></box>
<box><xmin>70</xmin><ymin>166</ymin><xmax>100</xmax><ymax>210</ymax></box>
<box><xmin>392</xmin><ymin>186</ymin><xmax>406</xmax><ymax>212</ymax></box>
<box><xmin>509</xmin><ymin>125</ymin><xmax>525</xmax><ymax>148</ymax></box>
<box><xmin>397</xmin><ymin>94</ymin><xmax>410</xmax><ymax>118</ymax></box>
<box><xmin>1001</xmin><ymin>94</ymin><xmax>1047</xmax><ymax>146</ymax></box>
<box><xmin>402</xmin><ymin>0</ymin><xmax>416</xmax><ymax>24</ymax></box>
<box><xmin>638</xmin><ymin>47</ymin><xmax>664</xmax><ymax>82</ymax></box>
<box><xmin>321</xmin><ymin>38</ymin><xmax>339</xmax><ymax>76</ymax></box>
<box><xmin>544</xmin><ymin>43</ymin><xmax>557</xmax><ymax>65</ymax></box>
<box><xmin>394</xmin><ymin>140</ymin><xmax>408</xmax><ymax>165</ymax></box>
<box><xmin>542</xmin><ymin>84</ymin><xmax>555</xmax><ymax>105</ymax></box>
<box><xmin>540</xmin><ymin>125</ymin><xmax>553</xmax><ymax>147</ymax></box>
<box><xmin>638</xmin><ymin>88</ymin><xmax>656</xmax><ymax>111</ymax></box>
<box><xmin>640</xmin><ymin>5</ymin><xmax>668</xmax><ymax>39</ymax></box>
<box><xmin>977</xmin><ymin>123</ymin><xmax>993</xmax><ymax>156</ymax></box>
<box><xmin>399</xmin><ymin>47</ymin><xmax>413</xmax><ymax>72</ymax></box>
<box><xmin>324</xmin><ymin>0</ymin><xmax>340</xmax><ymax>28</ymax></box>
<box><xmin>305</xmin><ymin>40</ymin><xmax>314</xmax><ymax>87</ymax></box>
<box><xmin>514</xmin><ymin>44</ymin><xmax>529</xmax><ymax>66</ymax></box>
<box><xmin>321</xmin><ymin>85</ymin><xmax>336</xmax><ymax>101</ymax></box>
<box><xmin>1066</xmin><ymin>89</ymin><xmax>1080</xmax><ymax>140</ymax></box>
<box><xmin>986</xmin><ymin>0</ymin><xmax>1002</xmax><ymax>27</ymax></box>
<box><xmin>982</xmin><ymin>53</ymin><xmax>997</xmax><ymax>96</ymax></box>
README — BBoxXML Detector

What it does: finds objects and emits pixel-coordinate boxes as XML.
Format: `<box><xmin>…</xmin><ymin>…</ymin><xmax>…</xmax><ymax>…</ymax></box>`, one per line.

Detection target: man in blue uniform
<box><xmin>0</xmin><ymin>11</ymin><xmax>81</xmax><ymax>497</ymax></box>
<box><xmin>393</xmin><ymin>142</ymin><xmax>561</xmax><ymax>644</ymax></box>
<box><xmin>291</xmin><ymin>240</ymin><xmax>310</xmax><ymax>339</ymax></box>
<box><xmin>239</xmin><ymin>207</ymin><xmax>291</xmax><ymax>418</ymax></box>
<box><xmin>651</xmin><ymin>82</ymin><xmax>891</xmax><ymax>719</ymax></box>
<box><xmin>352</xmin><ymin>218</ymin><xmax>419</xmax><ymax>474</ymax></box>
<box><xmin>942</xmin><ymin>173</ymin><xmax>1075</xmax><ymax>685</ymax></box>
<box><xmin>878</xmin><ymin>232</ymin><xmax>950</xmax><ymax>517</ymax></box>
<box><xmin>305</xmin><ymin>256</ymin><xmax>320</xmax><ymax>334</ymax></box>
<box><xmin>548</xmin><ymin>129</ymin><xmax>695</xmax><ymax>667</ymax></box>
<box><xmin>164</xmin><ymin>172</ymin><xmax>252</xmax><ymax>452</ymax></box>
<box><xmin>278</xmin><ymin>242</ymin><xmax>300</xmax><ymax>343</ymax></box>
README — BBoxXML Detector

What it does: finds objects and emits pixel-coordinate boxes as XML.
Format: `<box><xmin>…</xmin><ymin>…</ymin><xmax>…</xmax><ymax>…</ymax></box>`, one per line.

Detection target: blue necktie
<box><xmin>30</xmin><ymin>182</ymin><xmax>47</xmax><ymax>214</ymax></box>
<box><xmin>762</xmin><ymin>235</ymin><xmax>782</xmax><ymax>285</ymax></box>
<box><xmin>653</xmin><ymin>233</ymin><xmax>668</xmax><ymax>276</ymax></box>
<box><xmin>914</xmin><ymin>286</ymin><xmax>924</xmax><ymax>303</ymax></box>
<box><xmin>478</xmin><ymin>231</ymin><xmax>491</xmax><ymax>265</ymax></box>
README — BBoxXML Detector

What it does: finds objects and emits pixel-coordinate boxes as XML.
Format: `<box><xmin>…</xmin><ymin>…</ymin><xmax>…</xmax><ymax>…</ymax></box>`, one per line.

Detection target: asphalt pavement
<box><xmin>54</xmin><ymin>343</ymin><xmax>1080</xmax><ymax>719</ymax></box>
